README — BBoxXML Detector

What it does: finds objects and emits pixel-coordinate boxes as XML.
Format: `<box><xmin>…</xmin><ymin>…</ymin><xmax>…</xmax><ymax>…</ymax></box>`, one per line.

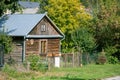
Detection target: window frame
<box><xmin>40</xmin><ymin>39</ymin><xmax>47</xmax><ymax>54</ymax></box>
<box><xmin>41</xmin><ymin>24</ymin><xmax>46</xmax><ymax>32</ymax></box>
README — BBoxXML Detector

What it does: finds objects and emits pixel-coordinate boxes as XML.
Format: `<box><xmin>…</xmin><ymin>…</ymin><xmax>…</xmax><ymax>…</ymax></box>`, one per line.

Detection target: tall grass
<box><xmin>1</xmin><ymin>64</ymin><xmax>120</xmax><ymax>80</ymax></box>
<box><xmin>1</xmin><ymin>64</ymin><xmax>35</xmax><ymax>80</ymax></box>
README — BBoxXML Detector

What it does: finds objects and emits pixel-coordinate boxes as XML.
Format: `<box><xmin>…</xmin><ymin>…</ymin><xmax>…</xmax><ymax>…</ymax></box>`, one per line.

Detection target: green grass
<box><xmin>35</xmin><ymin>64</ymin><xmax>120</xmax><ymax>80</ymax></box>
<box><xmin>1</xmin><ymin>64</ymin><xmax>120</xmax><ymax>80</ymax></box>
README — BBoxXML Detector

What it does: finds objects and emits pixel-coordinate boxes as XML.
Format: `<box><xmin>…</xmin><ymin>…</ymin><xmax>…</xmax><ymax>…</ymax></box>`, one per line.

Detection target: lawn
<box><xmin>0</xmin><ymin>64</ymin><xmax>120</xmax><ymax>80</ymax></box>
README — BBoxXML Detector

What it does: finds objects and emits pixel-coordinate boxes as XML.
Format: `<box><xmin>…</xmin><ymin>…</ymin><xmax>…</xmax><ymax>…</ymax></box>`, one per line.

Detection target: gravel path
<box><xmin>103</xmin><ymin>76</ymin><xmax>120</xmax><ymax>80</ymax></box>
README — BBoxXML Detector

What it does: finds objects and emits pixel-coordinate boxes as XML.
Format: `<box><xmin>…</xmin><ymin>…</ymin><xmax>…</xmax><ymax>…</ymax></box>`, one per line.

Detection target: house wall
<box><xmin>25</xmin><ymin>39</ymin><xmax>39</xmax><ymax>55</ymax></box>
<box><xmin>29</xmin><ymin>17</ymin><xmax>59</xmax><ymax>35</ymax></box>
<box><xmin>47</xmin><ymin>39</ymin><xmax>60</xmax><ymax>56</ymax></box>
<box><xmin>25</xmin><ymin>39</ymin><xmax>60</xmax><ymax>57</ymax></box>
<box><xmin>27</xmin><ymin>16</ymin><xmax>61</xmax><ymax>57</ymax></box>
<box><xmin>4</xmin><ymin>37</ymin><xmax>24</xmax><ymax>62</ymax></box>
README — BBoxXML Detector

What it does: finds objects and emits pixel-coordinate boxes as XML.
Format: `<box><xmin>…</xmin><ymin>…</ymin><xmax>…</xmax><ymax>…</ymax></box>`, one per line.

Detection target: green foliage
<box><xmin>0</xmin><ymin>33</ymin><xmax>13</xmax><ymax>54</ymax></box>
<box><xmin>72</xmin><ymin>27</ymin><xmax>96</xmax><ymax>53</ymax></box>
<box><xmin>105</xmin><ymin>46</ymin><xmax>118</xmax><ymax>56</ymax></box>
<box><xmin>89</xmin><ymin>0</ymin><xmax>120</xmax><ymax>50</ymax></box>
<box><xmin>104</xmin><ymin>46</ymin><xmax>120</xmax><ymax>64</ymax></box>
<box><xmin>97</xmin><ymin>51</ymin><xmax>107</xmax><ymax>64</ymax></box>
<box><xmin>2</xmin><ymin>64</ymin><xmax>35</xmax><ymax>79</ymax></box>
<box><xmin>0</xmin><ymin>0</ymin><xmax>21</xmax><ymax>16</ymax></box>
<box><xmin>86</xmin><ymin>0</ymin><xmax>120</xmax><ymax>62</ymax></box>
<box><xmin>108</xmin><ymin>56</ymin><xmax>119</xmax><ymax>64</ymax></box>
<box><xmin>38</xmin><ymin>0</ymin><xmax>92</xmax><ymax>52</ymax></box>
<box><xmin>71</xmin><ymin>27</ymin><xmax>96</xmax><ymax>65</ymax></box>
<box><xmin>2</xmin><ymin>64</ymin><xmax>17</xmax><ymax>78</ymax></box>
<box><xmin>1</xmin><ymin>64</ymin><xmax>120</xmax><ymax>80</ymax></box>
<box><xmin>104</xmin><ymin>46</ymin><xmax>119</xmax><ymax>64</ymax></box>
<box><xmin>36</xmin><ymin>64</ymin><xmax>120</xmax><ymax>80</ymax></box>
<box><xmin>38</xmin><ymin>0</ymin><xmax>48</xmax><ymax>13</ymax></box>
<box><xmin>26</xmin><ymin>54</ymin><xmax>48</xmax><ymax>71</ymax></box>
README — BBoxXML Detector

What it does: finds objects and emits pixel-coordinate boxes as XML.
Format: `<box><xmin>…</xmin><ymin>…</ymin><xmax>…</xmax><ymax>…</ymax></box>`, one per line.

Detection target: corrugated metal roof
<box><xmin>18</xmin><ymin>1</ymin><xmax>39</xmax><ymax>8</ymax></box>
<box><xmin>4</xmin><ymin>14</ymin><xmax>45</xmax><ymax>36</ymax></box>
<box><xmin>0</xmin><ymin>13</ymin><xmax>65</xmax><ymax>39</ymax></box>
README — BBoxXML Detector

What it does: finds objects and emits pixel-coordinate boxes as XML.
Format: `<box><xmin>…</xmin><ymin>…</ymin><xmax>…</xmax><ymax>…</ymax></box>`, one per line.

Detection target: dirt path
<box><xmin>103</xmin><ymin>76</ymin><xmax>120</xmax><ymax>80</ymax></box>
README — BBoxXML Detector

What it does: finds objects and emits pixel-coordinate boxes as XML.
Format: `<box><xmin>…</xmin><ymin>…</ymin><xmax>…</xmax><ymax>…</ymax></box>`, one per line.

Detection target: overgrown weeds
<box><xmin>1</xmin><ymin>64</ymin><xmax>120</xmax><ymax>80</ymax></box>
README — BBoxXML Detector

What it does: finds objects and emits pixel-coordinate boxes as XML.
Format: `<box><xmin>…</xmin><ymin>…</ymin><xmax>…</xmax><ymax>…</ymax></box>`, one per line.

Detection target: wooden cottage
<box><xmin>0</xmin><ymin>13</ymin><xmax>64</xmax><ymax>67</ymax></box>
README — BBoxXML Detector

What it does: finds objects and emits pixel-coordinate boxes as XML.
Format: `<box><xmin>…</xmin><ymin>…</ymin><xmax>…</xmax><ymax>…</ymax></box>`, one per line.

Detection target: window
<box><xmin>41</xmin><ymin>40</ymin><xmax>46</xmax><ymax>54</ymax></box>
<box><xmin>41</xmin><ymin>24</ymin><xmax>46</xmax><ymax>32</ymax></box>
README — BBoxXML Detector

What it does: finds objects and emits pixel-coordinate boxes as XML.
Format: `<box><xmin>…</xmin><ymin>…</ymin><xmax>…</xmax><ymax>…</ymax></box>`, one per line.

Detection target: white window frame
<box><xmin>41</xmin><ymin>24</ymin><xmax>46</xmax><ymax>32</ymax></box>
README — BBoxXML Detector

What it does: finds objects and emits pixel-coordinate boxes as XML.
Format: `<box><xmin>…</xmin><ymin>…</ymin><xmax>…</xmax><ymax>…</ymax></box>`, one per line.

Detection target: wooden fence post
<box><xmin>72</xmin><ymin>53</ymin><xmax>74</xmax><ymax>67</ymax></box>
<box><xmin>48</xmin><ymin>57</ymin><xmax>51</xmax><ymax>70</ymax></box>
<box><xmin>27</xmin><ymin>61</ymin><xmax>30</xmax><ymax>71</ymax></box>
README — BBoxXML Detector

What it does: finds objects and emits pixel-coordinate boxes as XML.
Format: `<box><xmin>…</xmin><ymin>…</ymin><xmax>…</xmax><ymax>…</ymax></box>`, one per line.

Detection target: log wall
<box><xmin>25</xmin><ymin>39</ymin><xmax>39</xmax><ymax>55</ymax></box>
<box><xmin>47</xmin><ymin>39</ymin><xmax>60</xmax><ymax>57</ymax></box>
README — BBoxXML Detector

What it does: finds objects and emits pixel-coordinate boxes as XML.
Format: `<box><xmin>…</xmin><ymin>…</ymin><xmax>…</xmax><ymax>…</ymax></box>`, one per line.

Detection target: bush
<box><xmin>108</xmin><ymin>56</ymin><xmax>119</xmax><ymax>64</ymax></box>
<box><xmin>2</xmin><ymin>64</ymin><xmax>17</xmax><ymax>78</ymax></box>
<box><xmin>0</xmin><ymin>33</ymin><xmax>13</xmax><ymax>54</ymax></box>
<box><xmin>105</xmin><ymin>46</ymin><xmax>119</xmax><ymax>64</ymax></box>
<box><xmin>97</xmin><ymin>51</ymin><xmax>107</xmax><ymax>64</ymax></box>
<box><xmin>105</xmin><ymin>46</ymin><xmax>118</xmax><ymax>56</ymax></box>
<box><xmin>26</xmin><ymin>54</ymin><xmax>48</xmax><ymax>71</ymax></box>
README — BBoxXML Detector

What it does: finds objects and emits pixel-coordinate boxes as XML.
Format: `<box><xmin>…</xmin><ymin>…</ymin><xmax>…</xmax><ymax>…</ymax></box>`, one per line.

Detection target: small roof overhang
<box><xmin>26</xmin><ymin>35</ymin><xmax>64</xmax><ymax>39</ymax></box>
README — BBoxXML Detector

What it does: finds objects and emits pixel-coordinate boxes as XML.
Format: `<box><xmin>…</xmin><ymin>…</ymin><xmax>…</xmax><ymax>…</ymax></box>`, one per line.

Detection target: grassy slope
<box><xmin>1</xmin><ymin>64</ymin><xmax>120</xmax><ymax>80</ymax></box>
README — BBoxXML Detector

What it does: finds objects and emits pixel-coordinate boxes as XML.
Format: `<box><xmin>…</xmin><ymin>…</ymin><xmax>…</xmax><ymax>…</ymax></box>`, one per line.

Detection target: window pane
<box><xmin>41</xmin><ymin>25</ymin><xmax>46</xmax><ymax>32</ymax></box>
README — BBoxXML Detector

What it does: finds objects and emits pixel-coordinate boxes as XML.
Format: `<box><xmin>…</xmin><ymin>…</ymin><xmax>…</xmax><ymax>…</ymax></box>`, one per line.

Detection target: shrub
<box><xmin>105</xmin><ymin>46</ymin><xmax>118</xmax><ymax>56</ymax></box>
<box><xmin>105</xmin><ymin>46</ymin><xmax>119</xmax><ymax>64</ymax></box>
<box><xmin>97</xmin><ymin>51</ymin><xmax>107</xmax><ymax>64</ymax></box>
<box><xmin>26</xmin><ymin>54</ymin><xmax>48</xmax><ymax>71</ymax></box>
<box><xmin>0</xmin><ymin>33</ymin><xmax>13</xmax><ymax>54</ymax></box>
<box><xmin>108</xmin><ymin>56</ymin><xmax>119</xmax><ymax>64</ymax></box>
<box><xmin>2</xmin><ymin>64</ymin><xmax>17</xmax><ymax>77</ymax></box>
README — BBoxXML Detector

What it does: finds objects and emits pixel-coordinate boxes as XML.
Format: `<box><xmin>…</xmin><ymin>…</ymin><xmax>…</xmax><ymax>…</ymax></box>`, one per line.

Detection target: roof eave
<box><xmin>26</xmin><ymin>35</ymin><xmax>64</xmax><ymax>39</ymax></box>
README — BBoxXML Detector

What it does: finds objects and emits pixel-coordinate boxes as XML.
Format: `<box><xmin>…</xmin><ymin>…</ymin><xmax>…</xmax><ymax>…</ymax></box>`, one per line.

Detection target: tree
<box><xmin>38</xmin><ymin>0</ymin><xmax>92</xmax><ymax>52</ymax></box>
<box><xmin>0</xmin><ymin>0</ymin><xmax>21</xmax><ymax>16</ymax></box>
<box><xmin>0</xmin><ymin>33</ymin><xmax>12</xmax><ymax>54</ymax></box>
<box><xmin>72</xmin><ymin>27</ymin><xmax>96</xmax><ymax>64</ymax></box>
<box><xmin>88</xmin><ymin>0</ymin><xmax>120</xmax><ymax>61</ymax></box>
<box><xmin>0</xmin><ymin>15</ymin><xmax>13</xmax><ymax>54</ymax></box>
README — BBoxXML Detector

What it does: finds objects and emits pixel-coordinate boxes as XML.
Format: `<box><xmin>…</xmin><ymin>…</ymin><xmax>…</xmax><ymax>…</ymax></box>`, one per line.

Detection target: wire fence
<box><xmin>2</xmin><ymin>51</ymin><xmax>99</xmax><ymax>70</ymax></box>
<box><xmin>61</xmin><ymin>52</ymin><xmax>98</xmax><ymax>67</ymax></box>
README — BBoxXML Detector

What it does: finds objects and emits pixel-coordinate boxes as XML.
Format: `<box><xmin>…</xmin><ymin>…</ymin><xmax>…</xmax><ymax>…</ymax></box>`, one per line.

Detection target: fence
<box><xmin>0</xmin><ymin>44</ymin><xmax>4</xmax><ymax>67</ymax></box>
<box><xmin>1</xmin><ymin>51</ymin><xmax>98</xmax><ymax>70</ymax></box>
<box><xmin>60</xmin><ymin>52</ymin><xmax>98</xmax><ymax>67</ymax></box>
<box><xmin>37</xmin><ymin>52</ymin><xmax>98</xmax><ymax>68</ymax></box>
<box><xmin>61</xmin><ymin>53</ymin><xmax>82</xmax><ymax>67</ymax></box>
